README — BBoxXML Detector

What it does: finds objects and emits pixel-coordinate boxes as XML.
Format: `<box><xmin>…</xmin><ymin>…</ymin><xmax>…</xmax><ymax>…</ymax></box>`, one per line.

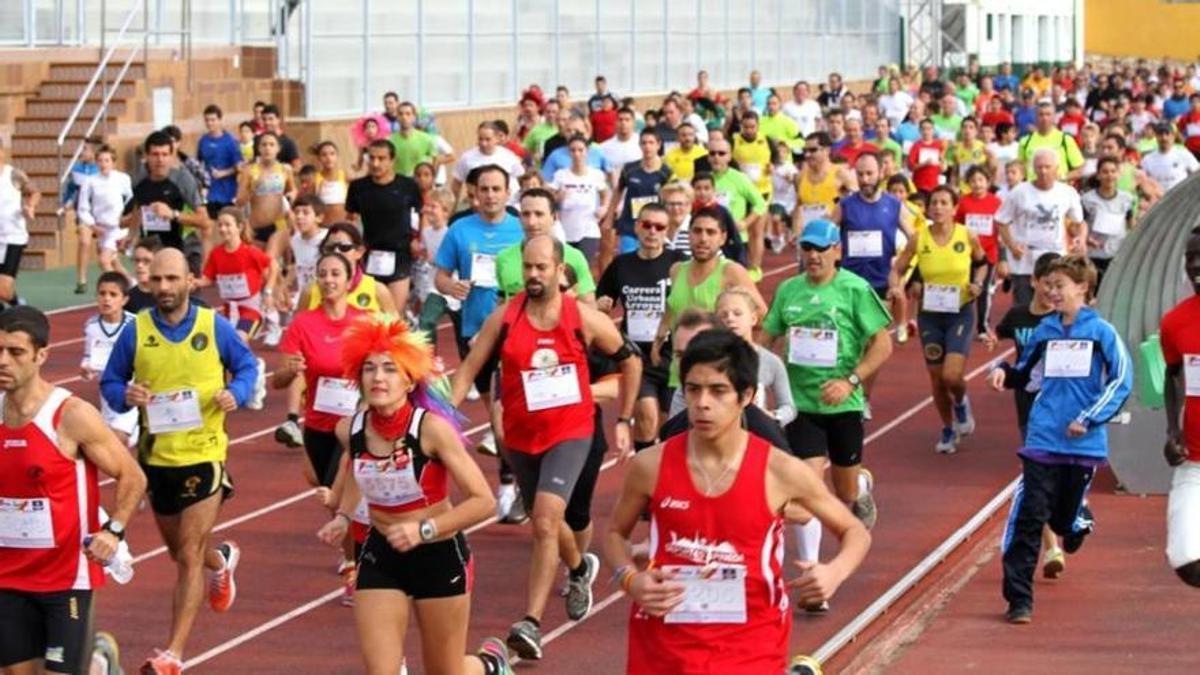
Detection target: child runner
<box><xmin>768</xmin><ymin>140</ymin><xmax>799</xmax><ymax>253</ymax></box>
<box><xmin>197</xmin><ymin>207</ymin><xmax>277</xmax><ymax>410</ymax></box>
<box><xmin>989</xmin><ymin>255</ymin><xmax>1132</xmax><ymax>624</ymax></box>
<box><xmin>715</xmin><ymin>287</ymin><xmax>796</xmax><ymax>426</ymax></box>
<box><xmin>81</xmin><ymin>271</ymin><xmax>139</xmax><ymax>448</ymax></box>
<box><xmin>75</xmin><ymin>144</ymin><xmax>132</xmax><ymax>291</ymax></box>
<box><xmin>956</xmin><ymin>165</ymin><xmax>1003</xmax><ymax>337</ymax></box>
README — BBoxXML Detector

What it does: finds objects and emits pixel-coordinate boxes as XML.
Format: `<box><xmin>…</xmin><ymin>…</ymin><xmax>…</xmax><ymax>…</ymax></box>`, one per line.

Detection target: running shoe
<box><xmin>477</xmin><ymin>637</ymin><xmax>514</xmax><ymax>674</ymax></box>
<box><xmin>92</xmin><ymin>631</ymin><xmax>123</xmax><ymax>675</ymax></box>
<box><xmin>467</xmin><ymin>385</ymin><xmax>482</xmax><ymax>402</ymax></box>
<box><xmin>803</xmin><ymin>600</ymin><xmax>831</xmax><ymax>613</ymax></box>
<box><xmin>749</xmin><ymin>266</ymin><xmax>764</xmax><ymax>283</ymax></box>
<box><xmin>1042</xmin><ymin>546</ymin><xmax>1066</xmax><ymax>579</ymax></box>
<box><xmin>140</xmin><ymin>649</ymin><xmax>181</xmax><ymax>675</ymax></box>
<box><xmin>862</xmin><ymin>401</ymin><xmax>873</xmax><ymax>421</ymax></box>
<box><xmin>952</xmin><ymin>397</ymin><xmax>976</xmax><ymax>437</ymax></box>
<box><xmin>261</xmin><ymin>310</ymin><xmax>283</xmax><ymax>347</ymax></box>
<box><xmin>340</xmin><ymin>562</ymin><xmax>356</xmax><ymax>607</ymax></box>
<box><xmin>896</xmin><ymin>321</ymin><xmax>909</xmax><ymax>344</ymax></box>
<box><xmin>851</xmin><ymin>468</ymin><xmax>877</xmax><ymax>530</ymax></box>
<box><xmin>501</xmin><ymin>492</ymin><xmax>529</xmax><ymax>525</ymax></box>
<box><xmin>935</xmin><ymin>427</ymin><xmax>957</xmax><ymax>454</ymax></box>
<box><xmin>1062</xmin><ymin>505</ymin><xmax>1094</xmax><ymax>554</ymax></box>
<box><xmin>476</xmin><ymin>430</ymin><xmax>499</xmax><ymax>457</ymax></box>
<box><xmin>274</xmin><ymin>419</ymin><xmax>303</xmax><ymax>448</ymax></box>
<box><xmin>496</xmin><ymin>484</ymin><xmax>517</xmax><ymax>520</ymax></box>
<box><xmin>209</xmin><ymin>541</ymin><xmax>240</xmax><ymax>613</ymax></box>
<box><xmin>74</xmin><ymin>282</ymin><xmax>88</xmax><ymax>295</ymax></box>
<box><xmin>247</xmin><ymin>358</ymin><xmax>267</xmax><ymax>410</ymax></box>
<box><xmin>1005</xmin><ymin>605</ymin><xmax>1033</xmax><ymax>625</ymax></box>
<box><xmin>506</xmin><ymin>619</ymin><xmax>543</xmax><ymax>661</ymax></box>
<box><xmin>565</xmin><ymin>552</ymin><xmax>599</xmax><ymax>620</ymax></box>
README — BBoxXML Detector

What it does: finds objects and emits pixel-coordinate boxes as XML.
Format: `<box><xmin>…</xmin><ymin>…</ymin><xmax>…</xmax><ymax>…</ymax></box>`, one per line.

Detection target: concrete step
<box><xmin>20</xmin><ymin>249</ymin><xmax>49</xmax><ymax>272</ymax></box>
<box><xmin>9</xmin><ymin>156</ymin><xmax>62</xmax><ymax>174</ymax></box>
<box><xmin>11</xmin><ymin>137</ymin><xmax>75</xmax><ymax>156</ymax></box>
<box><xmin>48</xmin><ymin>62</ymin><xmax>146</xmax><ymax>83</ymax></box>
<box><xmin>37</xmin><ymin>81</ymin><xmax>136</xmax><ymax>101</ymax></box>
<box><xmin>27</xmin><ymin>230</ymin><xmax>59</xmax><ymax>252</ymax></box>
<box><xmin>30</xmin><ymin>214</ymin><xmax>62</xmax><ymax>235</ymax></box>
<box><xmin>14</xmin><ymin>117</ymin><xmax>119</xmax><ymax>138</ymax></box>
<box><xmin>24</xmin><ymin>100</ymin><xmax>127</xmax><ymax>119</ymax></box>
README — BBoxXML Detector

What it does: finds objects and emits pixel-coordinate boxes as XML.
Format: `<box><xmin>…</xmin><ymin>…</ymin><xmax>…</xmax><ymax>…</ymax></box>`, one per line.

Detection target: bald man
<box><xmin>100</xmin><ymin>248</ymin><xmax>259</xmax><ymax>672</ymax></box>
<box><xmin>451</xmin><ymin>235</ymin><xmax>641</xmax><ymax>659</ymax></box>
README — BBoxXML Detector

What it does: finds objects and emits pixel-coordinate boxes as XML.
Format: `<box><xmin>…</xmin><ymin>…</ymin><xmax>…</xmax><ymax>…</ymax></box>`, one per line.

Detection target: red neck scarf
<box><xmin>369</xmin><ymin>403</ymin><xmax>412</xmax><ymax>442</ymax></box>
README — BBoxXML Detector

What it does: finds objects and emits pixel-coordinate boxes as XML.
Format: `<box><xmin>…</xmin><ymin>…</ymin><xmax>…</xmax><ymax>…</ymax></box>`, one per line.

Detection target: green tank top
<box><xmin>1117</xmin><ymin>163</ymin><xmax>1140</xmax><ymax>215</ymax></box>
<box><xmin>666</xmin><ymin>258</ymin><xmax>728</xmax><ymax>326</ymax></box>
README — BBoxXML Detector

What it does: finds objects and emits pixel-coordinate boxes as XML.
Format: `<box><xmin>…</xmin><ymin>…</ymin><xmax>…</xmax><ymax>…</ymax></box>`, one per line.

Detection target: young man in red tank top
<box><xmin>0</xmin><ymin>306</ymin><xmax>147</xmax><ymax>675</ymax></box>
<box><xmin>452</xmin><ymin>235</ymin><xmax>642</xmax><ymax>660</ymax></box>
<box><xmin>604</xmin><ymin>328</ymin><xmax>870</xmax><ymax>675</ymax></box>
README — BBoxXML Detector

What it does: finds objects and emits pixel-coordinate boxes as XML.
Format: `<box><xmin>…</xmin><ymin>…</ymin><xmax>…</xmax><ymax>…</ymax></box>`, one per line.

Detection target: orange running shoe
<box><xmin>140</xmin><ymin>649</ymin><xmax>182</xmax><ymax>675</ymax></box>
<box><xmin>208</xmin><ymin>541</ymin><xmax>240</xmax><ymax>613</ymax></box>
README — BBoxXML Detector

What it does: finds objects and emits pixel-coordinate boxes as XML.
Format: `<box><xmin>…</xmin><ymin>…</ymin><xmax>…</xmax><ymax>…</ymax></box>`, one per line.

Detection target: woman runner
<box><xmin>317</xmin><ymin>315</ymin><xmax>512</xmax><ymax>675</ymax></box>
<box><xmin>313</xmin><ymin>141</ymin><xmax>349</xmax><ymax>223</ymax></box>
<box><xmin>236</xmin><ymin>131</ymin><xmax>296</xmax><ymax>259</ymax></box>
<box><xmin>889</xmin><ymin>185</ymin><xmax>987</xmax><ymax>454</ymax></box>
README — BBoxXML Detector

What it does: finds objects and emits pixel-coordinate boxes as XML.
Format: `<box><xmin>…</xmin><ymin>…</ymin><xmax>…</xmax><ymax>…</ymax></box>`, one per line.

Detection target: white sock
<box><xmin>857</xmin><ymin>472</ymin><xmax>871</xmax><ymax>496</ymax></box>
<box><xmin>793</xmin><ymin>520</ymin><xmax>823</xmax><ymax>562</ymax></box>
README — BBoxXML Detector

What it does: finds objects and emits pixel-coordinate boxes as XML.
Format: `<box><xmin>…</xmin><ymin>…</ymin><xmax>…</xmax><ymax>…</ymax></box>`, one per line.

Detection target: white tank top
<box><xmin>0</xmin><ymin>165</ymin><xmax>29</xmax><ymax>245</ymax></box>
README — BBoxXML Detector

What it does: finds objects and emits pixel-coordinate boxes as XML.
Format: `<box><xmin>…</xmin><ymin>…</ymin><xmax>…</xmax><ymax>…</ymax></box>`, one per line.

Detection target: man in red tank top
<box><xmin>452</xmin><ymin>235</ymin><xmax>642</xmax><ymax>660</ymax></box>
<box><xmin>604</xmin><ymin>328</ymin><xmax>870</xmax><ymax>675</ymax></box>
<box><xmin>0</xmin><ymin>307</ymin><xmax>146</xmax><ymax>675</ymax></box>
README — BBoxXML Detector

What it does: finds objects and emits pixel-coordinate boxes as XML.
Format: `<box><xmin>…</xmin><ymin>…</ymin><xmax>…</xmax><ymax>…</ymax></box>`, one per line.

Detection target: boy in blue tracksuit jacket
<box><xmin>990</xmin><ymin>256</ymin><xmax>1133</xmax><ymax>623</ymax></box>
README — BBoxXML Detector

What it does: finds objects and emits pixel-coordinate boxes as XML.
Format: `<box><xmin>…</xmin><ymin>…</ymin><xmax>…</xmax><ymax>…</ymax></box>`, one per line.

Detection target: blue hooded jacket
<box><xmin>1000</xmin><ymin>306</ymin><xmax>1133</xmax><ymax>460</ymax></box>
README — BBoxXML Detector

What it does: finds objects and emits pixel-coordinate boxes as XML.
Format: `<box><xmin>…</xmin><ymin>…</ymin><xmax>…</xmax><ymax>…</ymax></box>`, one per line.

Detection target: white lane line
<box><xmin>47</xmin><ymin>303</ymin><xmax>95</xmax><ymax>316</ymax></box>
<box><xmin>49</xmin><ymin>336</ymin><xmax>85</xmax><ymax>348</ymax></box>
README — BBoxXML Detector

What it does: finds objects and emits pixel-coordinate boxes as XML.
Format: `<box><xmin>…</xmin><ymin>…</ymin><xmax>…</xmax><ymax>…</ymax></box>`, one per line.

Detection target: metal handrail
<box><xmin>54</xmin><ymin>0</ymin><xmax>146</xmax><ymax>261</ymax></box>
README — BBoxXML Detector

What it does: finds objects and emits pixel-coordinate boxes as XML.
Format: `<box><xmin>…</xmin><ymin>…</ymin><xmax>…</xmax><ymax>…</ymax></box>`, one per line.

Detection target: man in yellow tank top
<box><xmin>792</xmin><ymin>131</ymin><xmax>857</xmax><ymax>237</ymax></box>
<box><xmin>99</xmin><ymin>248</ymin><xmax>259</xmax><ymax>672</ymax></box>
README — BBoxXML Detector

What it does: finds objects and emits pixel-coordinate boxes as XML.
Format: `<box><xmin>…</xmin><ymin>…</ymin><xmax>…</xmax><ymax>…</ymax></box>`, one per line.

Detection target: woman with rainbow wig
<box><xmin>317</xmin><ymin>314</ymin><xmax>513</xmax><ymax>675</ymax></box>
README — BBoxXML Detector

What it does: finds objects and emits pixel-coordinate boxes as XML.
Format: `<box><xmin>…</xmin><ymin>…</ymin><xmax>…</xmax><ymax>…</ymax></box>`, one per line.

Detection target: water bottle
<box><xmin>83</xmin><ymin>535</ymin><xmax>135</xmax><ymax>585</ymax></box>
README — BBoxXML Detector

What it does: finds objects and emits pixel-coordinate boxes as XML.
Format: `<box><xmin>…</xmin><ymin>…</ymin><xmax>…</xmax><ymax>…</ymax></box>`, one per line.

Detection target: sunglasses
<box><xmin>804</xmin><ymin>146</ymin><xmax>822</xmax><ymax>154</ymax></box>
<box><xmin>639</xmin><ymin>221</ymin><xmax>668</xmax><ymax>232</ymax></box>
<box><xmin>323</xmin><ymin>242</ymin><xmax>357</xmax><ymax>254</ymax></box>
<box><xmin>800</xmin><ymin>242</ymin><xmax>832</xmax><ymax>252</ymax></box>
<box><xmin>710</xmin><ymin>150</ymin><xmax>729</xmax><ymax>156</ymax></box>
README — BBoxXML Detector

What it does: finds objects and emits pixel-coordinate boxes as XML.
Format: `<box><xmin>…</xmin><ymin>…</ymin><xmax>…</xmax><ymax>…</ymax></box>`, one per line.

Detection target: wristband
<box><xmin>335</xmin><ymin>511</ymin><xmax>352</xmax><ymax>525</ymax></box>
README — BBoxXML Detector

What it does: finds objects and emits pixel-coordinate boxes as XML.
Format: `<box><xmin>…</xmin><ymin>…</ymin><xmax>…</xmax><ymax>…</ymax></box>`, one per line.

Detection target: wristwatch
<box><xmin>616</xmin><ymin>417</ymin><xmax>634</xmax><ymax>426</ymax></box>
<box><xmin>102</xmin><ymin>519</ymin><xmax>126</xmax><ymax>541</ymax></box>
<box><xmin>418</xmin><ymin>518</ymin><xmax>438</xmax><ymax>543</ymax></box>
<box><xmin>846</xmin><ymin>373</ymin><xmax>862</xmax><ymax>388</ymax></box>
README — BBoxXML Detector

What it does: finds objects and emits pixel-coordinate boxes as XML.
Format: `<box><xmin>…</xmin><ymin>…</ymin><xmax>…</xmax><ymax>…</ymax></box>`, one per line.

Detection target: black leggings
<box><xmin>565</xmin><ymin>406</ymin><xmax>607</xmax><ymax>532</ymax></box>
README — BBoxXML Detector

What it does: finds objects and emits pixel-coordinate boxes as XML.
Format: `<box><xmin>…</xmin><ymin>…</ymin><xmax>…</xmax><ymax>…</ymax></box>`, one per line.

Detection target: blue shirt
<box><xmin>1163</xmin><ymin>95</ymin><xmax>1190</xmax><ymax>122</ymax></box>
<box><xmin>100</xmin><ymin>304</ymin><xmax>259</xmax><ymax>412</ymax></box>
<box><xmin>1014</xmin><ymin>106</ymin><xmax>1038</xmax><ymax>137</ymax></box>
<box><xmin>993</xmin><ymin>75</ymin><xmax>1019</xmax><ymax>92</ymax></box>
<box><xmin>434</xmin><ymin>212</ymin><xmax>524</xmax><ymax>337</ymax></box>
<box><xmin>749</xmin><ymin>86</ymin><xmax>772</xmax><ymax>113</ymax></box>
<box><xmin>540</xmin><ymin>145</ymin><xmax>612</xmax><ymax>182</ymax></box>
<box><xmin>895</xmin><ymin>121</ymin><xmax>921</xmax><ymax>147</ymax></box>
<box><xmin>63</xmin><ymin>161</ymin><xmax>98</xmax><ymax>206</ymax></box>
<box><xmin>838</xmin><ymin>192</ymin><xmax>902</xmax><ymax>289</ymax></box>
<box><xmin>196</xmin><ymin>131</ymin><xmax>243</xmax><ymax>205</ymax></box>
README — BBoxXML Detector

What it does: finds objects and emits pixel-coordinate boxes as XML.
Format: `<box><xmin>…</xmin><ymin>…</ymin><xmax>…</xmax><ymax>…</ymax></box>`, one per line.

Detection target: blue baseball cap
<box><xmin>799</xmin><ymin>219</ymin><xmax>840</xmax><ymax>248</ymax></box>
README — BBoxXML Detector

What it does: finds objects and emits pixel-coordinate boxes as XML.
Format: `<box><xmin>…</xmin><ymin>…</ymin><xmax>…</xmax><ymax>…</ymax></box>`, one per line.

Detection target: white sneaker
<box><xmin>467</xmin><ymin>385</ymin><xmax>481</xmax><ymax>402</ymax></box>
<box><xmin>862</xmin><ymin>401</ymin><xmax>873</xmax><ymax>421</ymax></box>
<box><xmin>496</xmin><ymin>484</ymin><xmax>517</xmax><ymax>520</ymax></box>
<box><xmin>261</xmin><ymin>308</ymin><xmax>283</xmax><ymax>348</ymax></box>
<box><xmin>476</xmin><ymin>430</ymin><xmax>498</xmax><ymax>456</ymax></box>
<box><xmin>897</xmin><ymin>322</ymin><xmax>910</xmax><ymax>344</ymax></box>
<box><xmin>247</xmin><ymin>358</ymin><xmax>267</xmax><ymax>410</ymax></box>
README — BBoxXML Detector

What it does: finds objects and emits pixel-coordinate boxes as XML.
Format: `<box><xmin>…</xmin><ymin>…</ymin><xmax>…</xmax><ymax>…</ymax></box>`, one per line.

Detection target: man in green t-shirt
<box><xmin>496</xmin><ymin>187</ymin><xmax>596</xmax><ymax>304</ymax></box>
<box><xmin>522</xmin><ymin>99</ymin><xmax>562</xmax><ymax>168</ymax></box>
<box><xmin>388</xmin><ymin>101</ymin><xmax>439</xmax><ymax>176</ymax></box>
<box><xmin>708</xmin><ymin>137</ymin><xmax>768</xmax><ymax>280</ymax></box>
<box><xmin>1017</xmin><ymin>101</ymin><xmax>1086</xmax><ymax>181</ymax></box>
<box><xmin>930</xmin><ymin>93</ymin><xmax>963</xmax><ymax>142</ymax></box>
<box><xmin>763</xmin><ymin>219</ymin><xmax>893</xmax><ymax>559</ymax></box>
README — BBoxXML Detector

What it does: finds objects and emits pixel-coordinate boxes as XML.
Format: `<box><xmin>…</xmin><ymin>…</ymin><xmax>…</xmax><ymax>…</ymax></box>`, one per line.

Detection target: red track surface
<box><xmin>42</xmin><ymin>249</ymin><xmax>1183</xmax><ymax>674</ymax></box>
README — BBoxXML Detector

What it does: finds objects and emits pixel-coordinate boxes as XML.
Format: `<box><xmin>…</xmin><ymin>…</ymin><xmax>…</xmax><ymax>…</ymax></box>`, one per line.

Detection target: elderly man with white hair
<box><xmin>996</xmin><ymin>148</ymin><xmax>1086</xmax><ymax>305</ymax></box>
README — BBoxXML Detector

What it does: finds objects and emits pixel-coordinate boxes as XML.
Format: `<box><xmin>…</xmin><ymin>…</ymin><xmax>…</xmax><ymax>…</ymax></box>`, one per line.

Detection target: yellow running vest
<box><xmin>307</xmin><ymin>273</ymin><xmax>381</xmax><ymax>312</ymax></box>
<box><xmin>915</xmin><ymin>224</ymin><xmax>973</xmax><ymax>308</ymax></box>
<box><xmin>134</xmin><ymin>307</ymin><xmax>228</xmax><ymax>466</ymax></box>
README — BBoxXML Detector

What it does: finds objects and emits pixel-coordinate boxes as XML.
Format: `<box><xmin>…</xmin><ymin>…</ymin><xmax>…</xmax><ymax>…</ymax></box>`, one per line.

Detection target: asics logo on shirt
<box><xmin>659</xmin><ymin>497</ymin><xmax>690</xmax><ymax>510</ymax></box>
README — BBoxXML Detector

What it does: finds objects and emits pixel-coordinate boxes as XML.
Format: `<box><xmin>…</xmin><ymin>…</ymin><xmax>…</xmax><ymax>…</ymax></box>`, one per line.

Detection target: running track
<box><xmin>46</xmin><ymin>249</ymin><xmax>1037</xmax><ymax>673</ymax></box>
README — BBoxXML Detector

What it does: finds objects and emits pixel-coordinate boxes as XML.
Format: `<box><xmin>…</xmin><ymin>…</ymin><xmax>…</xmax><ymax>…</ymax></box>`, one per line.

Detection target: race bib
<box><xmin>470</xmin><ymin>253</ymin><xmax>498</xmax><ymax>288</ymax></box>
<box><xmin>216</xmin><ymin>273</ymin><xmax>251</xmax><ymax>299</ymax></box>
<box><xmin>366</xmin><ymin>250</ymin><xmax>396</xmax><ymax>277</ymax></box>
<box><xmin>923</xmin><ymin>283</ymin><xmax>962</xmax><ymax>313</ymax></box>
<box><xmin>1184</xmin><ymin>354</ymin><xmax>1200</xmax><ymax>397</ymax></box>
<box><xmin>1024</xmin><ymin>221</ymin><xmax>1061</xmax><ymax>251</ymax></box>
<box><xmin>662</xmin><ymin>564</ymin><xmax>748</xmax><ymax>625</ymax></box>
<box><xmin>1188</xmin><ymin>123</ymin><xmax>1200</xmax><ymax>139</ymax></box>
<box><xmin>625</xmin><ymin>309</ymin><xmax>661</xmax><ymax>344</ymax></box>
<box><xmin>935</xmin><ymin>128</ymin><xmax>956</xmax><ymax>141</ymax></box>
<box><xmin>1061</xmin><ymin>122</ymin><xmax>1079</xmax><ymax>137</ymax></box>
<box><xmin>1091</xmin><ymin>210</ymin><xmax>1126</xmax><ymax>237</ymax></box>
<box><xmin>715</xmin><ymin>192</ymin><xmax>731</xmax><ymax>209</ymax></box>
<box><xmin>354</xmin><ymin>455</ymin><xmax>423</xmax><ymax>507</ymax></box>
<box><xmin>788</xmin><ymin>327</ymin><xmax>839</xmax><ymax>367</ymax></box>
<box><xmin>1044</xmin><ymin>339</ymin><xmax>1094</xmax><ymax>378</ymax></box>
<box><xmin>846</xmin><ymin>230</ymin><xmax>883</xmax><ymax>258</ymax></box>
<box><xmin>800</xmin><ymin>204</ymin><xmax>828</xmax><ymax>226</ymax></box>
<box><xmin>141</xmin><ymin>206</ymin><xmax>171</xmax><ymax>233</ymax></box>
<box><xmin>742</xmin><ymin>163</ymin><xmax>763</xmax><ymax>182</ymax></box>
<box><xmin>965</xmin><ymin>214</ymin><xmax>994</xmax><ymax>237</ymax></box>
<box><xmin>521</xmin><ymin>364</ymin><xmax>582</xmax><ymax>411</ymax></box>
<box><xmin>146</xmin><ymin>388</ymin><xmax>203</xmax><ymax>434</ymax></box>
<box><xmin>313</xmin><ymin>377</ymin><xmax>360</xmax><ymax>416</ymax></box>
<box><xmin>0</xmin><ymin>497</ymin><xmax>54</xmax><ymax>549</ymax></box>
<box><xmin>918</xmin><ymin>148</ymin><xmax>940</xmax><ymax>165</ymax></box>
<box><xmin>88</xmin><ymin>339</ymin><xmax>114</xmax><ymax>373</ymax></box>
<box><xmin>629</xmin><ymin>195</ymin><xmax>657</xmax><ymax>218</ymax></box>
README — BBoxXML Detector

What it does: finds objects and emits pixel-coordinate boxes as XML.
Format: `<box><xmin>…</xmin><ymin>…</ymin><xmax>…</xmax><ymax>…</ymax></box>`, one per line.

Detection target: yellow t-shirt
<box><xmin>732</xmin><ymin>133</ymin><xmax>773</xmax><ymax>197</ymax></box>
<box><xmin>663</xmin><ymin>145</ymin><xmax>708</xmax><ymax>182</ymax></box>
<box><xmin>308</xmin><ymin>272</ymin><xmax>381</xmax><ymax>312</ymax></box>
<box><xmin>915</xmin><ymin>224</ymin><xmax>973</xmax><ymax>309</ymax></box>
